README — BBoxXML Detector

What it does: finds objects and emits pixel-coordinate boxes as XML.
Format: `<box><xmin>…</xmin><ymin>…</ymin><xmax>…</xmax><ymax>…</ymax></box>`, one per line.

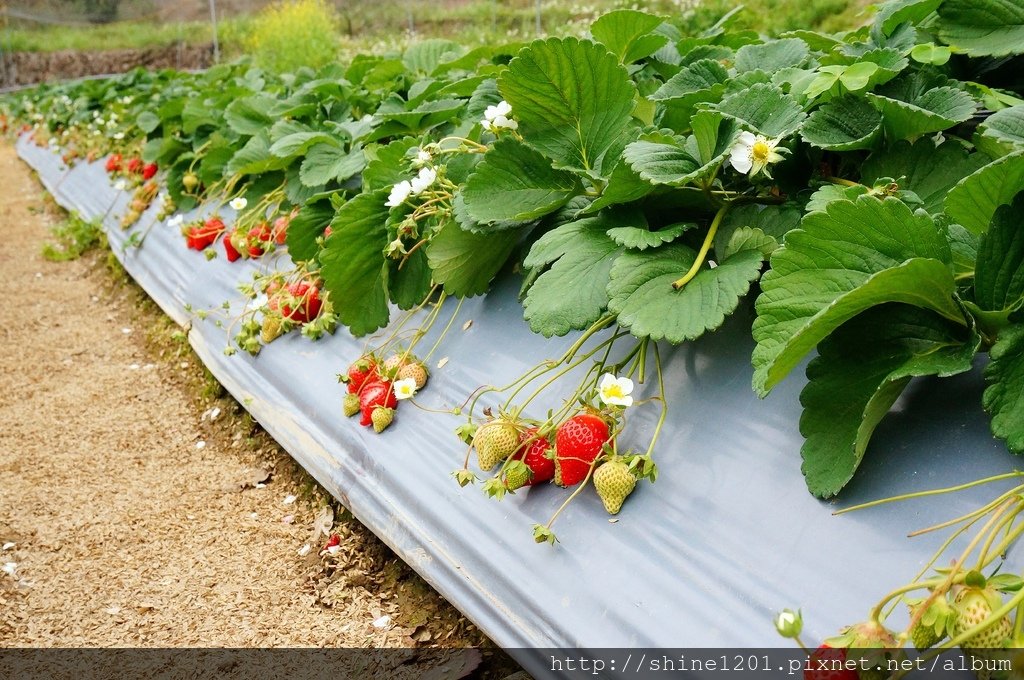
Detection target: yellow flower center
<box><xmin>604</xmin><ymin>384</ymin><xmax>624</xmax><ymax>399</ymax></box>
<box><xmin>751</xmin><ymin>140</ymin><xmax>771</xmax><ymax>163</ymax></box>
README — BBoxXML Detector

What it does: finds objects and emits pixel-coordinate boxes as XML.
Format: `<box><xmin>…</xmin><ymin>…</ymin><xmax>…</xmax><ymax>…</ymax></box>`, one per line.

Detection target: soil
<box><xmin>0</xmin><ymin>142</ymin><xmax>519</xmax><ymax>677</ymax></box>
<box><xmin>0</xmin><ymin>46</ymin><xmax>215</xmax><ymax>90</ymax></box>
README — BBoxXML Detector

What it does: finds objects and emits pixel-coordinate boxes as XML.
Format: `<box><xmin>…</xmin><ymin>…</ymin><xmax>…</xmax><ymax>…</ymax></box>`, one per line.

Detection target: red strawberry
<box><xmin>247</xmin><ymin>222</ymin><xmax>272</xmax><ymax>257</ymax></box>
<box><xmin>804</xmin><ymin>645</ymin><xmax>858</xmax><ymax>680</ymax></box>
<box><xmin>346</xmin><ymin>357</ymin><xmax>377</xmax><ymax>394</ymax></box>
<box><xmin>271</xmin><ymin>213</ymin><xmax>293</xmax><ymax>245</ymax></box>
<box><xmin>142</xmin><ymin>162</ymin><xmax>158</xmax><ymax>180</ymax></box>
<box><xmin>359</xmin><ymin>381</ymin><xmax>397</xmax><ymax>427</ymax></box>
<box><xmin>283</xmin><ymin>282</ymin><xmax>322</xmax><ymax>322</ymax></box>
<box><xmin>126</xmin><ymin>157</ymin><xmax>143</xmax><ymax>175</ymax></box>
<box><xmin>554</xmin><ymin>413</ymin><xmax>610</xmax><ymax>486</ymax></box>
<box><xmin>223</xmin><ymin>230</ymin><xmax>241</xmax><ymax>262</ymax></box>
<box><xmin>506</xmin><ymin>428</ymin><xmax>554</xmax><ymax>489</ymax></box>
<box><xmin>187</xmin><ymin>217</ymin><xmax>225</xmax><ymax>250</ymax></box>
<box><xmin>105</xmin><ymin>153</ymin><xmax>122</xmax><ymax>173</ymax></box>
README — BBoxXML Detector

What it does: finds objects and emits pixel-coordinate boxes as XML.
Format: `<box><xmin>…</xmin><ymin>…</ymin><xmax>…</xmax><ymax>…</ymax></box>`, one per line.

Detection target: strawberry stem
<box><xmin>671</xmin><ymin>202</ymin><xmax>731</xmax><ymax>290</ymax></box>
<box><xmin>834</xmin><ymin>472</ymin><xmax>1024</xmax><ymax>516</ymax></box>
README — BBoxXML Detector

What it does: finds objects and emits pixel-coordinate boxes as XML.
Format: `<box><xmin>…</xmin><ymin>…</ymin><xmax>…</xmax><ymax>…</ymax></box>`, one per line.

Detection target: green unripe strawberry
<box><xmin>954</xmin><ymin>586</ymin><xmax>1011</xmax><ymax>649</ymax></box>
<box><xmin>261</xmin><ymin>314</ymin><xmax>283</xmax><ymax>343</ymax></box>
<box><xmin>907</xmin><ymin>596</ymin><xmax>955</xmax><ymax>651</ymax></box>
<box><xmin>182</xmin><ymin>172</ymin><xmax>199</xmax><ymax>190</ymax></box>
<box><xmin>342</xmin><ymin>393</ymin><xmax>360</xmax><ymax>417</ymax></box>
<box><xmin>911</xmin><ymin>619</ymin><xmax>942</xmax><ymax>651</ymax></box>
<box><xmin>593</xmin><ymin>458</ymin><xmax>636</xmax><ymax>515</ymax></box>
<box><xmin>472</xmin><ymin>419</ymin><xmax>519</xmax><ymax>471</ymax></box>
<box><xmin>371</xmin><ymin>406</ymin><xmax>395</xmax><ymax>433</ymax></box>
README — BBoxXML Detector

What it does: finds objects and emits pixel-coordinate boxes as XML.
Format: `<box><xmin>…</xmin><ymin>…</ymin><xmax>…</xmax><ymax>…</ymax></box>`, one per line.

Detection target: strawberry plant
<box><xmin>4</xmin><ymin>0</ymin><xmax>1024</xmax><ymax>533</ymax></box>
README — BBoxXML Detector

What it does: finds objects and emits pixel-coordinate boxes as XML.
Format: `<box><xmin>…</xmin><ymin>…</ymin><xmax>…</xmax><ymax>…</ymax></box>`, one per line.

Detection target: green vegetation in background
<box><xmin>41</xmin><ymin>212</ymin><xmax>103</xmax><ymax>261</ymax></box>
<box><xmin>243</xmin><ymin>0</ymin><xmax>340</xmax><ymax>73</ymax></box>
<box><xmin>4</xmin><ymin>0</ymin><xmax>872</xmax><ymax>57</ymax></box>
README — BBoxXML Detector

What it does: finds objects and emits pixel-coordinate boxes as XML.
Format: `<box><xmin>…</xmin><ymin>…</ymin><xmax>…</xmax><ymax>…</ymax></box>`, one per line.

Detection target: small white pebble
<box><xmin>195</xmin><ymin>441</ymin><xmax>206</xmax><ymax>450</ymax></box>
<box><xmin>437</xmin><ymin>357</ymin><xmax>449</xmax><ymax>369</ymax></box>
<box><xmin>297</xmin><ymin>544</ymin><xmax>312</xmax><ymax>557</ymax></box>
<box><xmin>121</xmin><ymin>328</ymin><xmax>132</xmax><ymax>335</ymax></box>
<box><xmin>372</xmin><ymin>615</ymin><xmax>391</xmax><ymax>629</ymax></box>
<box><xmin>209</xmin><ymin>407</ymin><xmax>221</xmax><ymax>420</ymax></box>
<box><xmin>254</xmin><ymin>483</ymin><xmax>266</xmax><ymax>489</ymax></box>
<box><xmin>281</xmin><ymin>515</ymin><xmax>294</xmax><ymax>524</ymax></box>
<box><xmin>327</xmin><ymin>545</ymin><xmax>341</xmax><ymax>556</ymax></box>
<box><xmin>608</xmin><ymin>518</ymin><xmax>619</xmax><ymax>524</ymax></box>
<box><xmin>179</xmin><ymin>362</ymin><xmax>189</xmax><ymax>369</ymax></box>
<box><xmin>2</xmin><ymin>562</ymin><xmax>17</xmax><ymax>576</ymax></box>
<box><xmin>129</xmin><ymin>364</ymin><xmax>140</xmax><ymax>370</ymax></box>
<box><xmin>91</xmin><ymin>296</ymin><xmax>99</xmax><ymax>303</ymax></box>
<box><xmin>2</xmin><ymin>543</ymin><xmax>15</xmax><ymax>551</ymax></box>
<box><xmin>282</xmin><ymin>494</ymin><xmax>297</xmax><ymax>505</ymax></box>
<box><xmin>34</xmin><ymin>272</ymin><xmax>42</xmax><ymax>279</ymax></box>
<box><xmin>249</xmin><ymin>512</ymin><xmax>258</xmax><ymax>519</ymax></box>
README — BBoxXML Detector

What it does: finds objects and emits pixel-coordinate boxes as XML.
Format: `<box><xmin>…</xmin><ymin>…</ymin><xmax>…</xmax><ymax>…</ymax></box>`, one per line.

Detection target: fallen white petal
<box><xmin>297</xmin><ymin>544</ymin><xmax>312</xmax><ymax>557</ymax></box>
<box><xmin>372</xmin><ymin>615</ymin><xmax>391</xmax><ymax>629</ymax></box>
<box><xmin>283</xmin><ymin>494</ymin><xmax>297</xmax><ymax>505</ymax></box>
<box><xmin>2</xmin><ymin>543</ymin><xmax>15</xmax><ymax>551</ymax></box>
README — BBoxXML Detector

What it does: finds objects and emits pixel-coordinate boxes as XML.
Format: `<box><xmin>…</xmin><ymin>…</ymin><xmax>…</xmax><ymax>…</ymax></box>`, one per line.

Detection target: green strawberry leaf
<box><xmin>582</xmin><ymin>156</ymin><xmax>655</xmax><ymax>214</ymax></box>
<box><xmin>426</xmin><ymin>221</ymin><xmax>523</xmax><ymax>297</ymax></box>
<box><xmin>285</xmin><ymin>199</ymin><xmax>335</xmax><ymax>263</ymax></box>
<box><xmin>650</xmin><ymin>58</ymin><xmax>729</xmax><ymax>102</ymax></box>
<box><xmin>461</xmin><ymin>137</ymin><xmax>581</xmax><ymax>225</ymax></box>
<box><xmin>861</xmin><ymin>138</ymin><xmax>990</xmax><ymax>215</ymax></box>
<box><xmin>590</xmin><ymin>9</ymin><xmax>668</xmax><ymax>64</ymax></box>
<box><xmin>974</xmin><ymin>194</ymin><xmax>1024</xmax><ymax>313</ymax></box>
<box><xmin>715</xmin><ymin>82</ymin><xmax>806</xmax><ymax>138</ymax></box>
<box><xmin>945</xmin><ymin>151</ymin><xmax>1024</xmax><ymax>235</ymax></box>
<box><xmin>805</xmin><ymin>184</ymin><xmax>869</xmax><ymax>213</ymax></box>
<box><xmin>801</xmin><ymin>95</ymin><xmax>882</xmax><ymax>151</ymax></box>
<box><xmin>389</xmin><ymin>247</ymin><xmax>433</xmax><ymax>310</ymax></box>
<box><xmin>269</xmin><ymin>131</ymin><xmax>338</xmax><ymax>159</ymax></box>
<box><xmin>984</xmin><ymin>324</ymin><xmax>1024</xmax><ymax>453</ymax></box>
<box><xmin>136</xmin><ymin>110</ymin><xmax>160</xmax><ymax>134</ymax></box>
<box><xmin>225</xmin><ymin>131</ymin><xmax>290</xmax><ymax>177</ymax></box>
<box><xmin>224</xmin><ymin>95</ymin><xmax>276</xmax><ymax>136</ymax></box>
<box><xmin>607</xmin><ymin>243</ymin><xmax>764</xmax><ymax>342</ymax></box>
<box><xmin>977</xmin><ymin>105</ymin><xmax>1024</xmax><ymax>157</ymax></box>
<box><xmin>753</xmin><ymin>195</ymin><xmax>963</xmax><ymax>396</ymax></box>
<box><xmin>714</xmin><ymin>203</ymin><xmax>802</xmax><ymax>253</ymax></box>
<box><xmin>800</xmin><ymin>304</ymin><xmax>981</xmax><ymax>497</ymax></box>
<box><xmin>936</xmin><ymin>0</ymin><xmax>1024</xmax><ymax>58</ymax></box>
<box><xmin>298</xmin><ymin>143</ymin><xmax>366</xmax><ymax>187</ymax></box>
<box><xmin>498</xmin><ymin>37</ymin><xmax>637</xmax><ymax>177</ymax></box>
<box><xmin>607</xmin><ymin>222</ymin><xmax>692</xmax><ymax>250</ymax></box>
<box><xmin>362</xmin><ymin>138</ymin><xmax>419</xmax><ymax>192</ymax></box>
<box><xmin>623</xmin><ymin>132</ymin><xmax>700</xmax><ymax>186</ymax></box>
<box><xmin>865</xmin><ymin>75</ymin><xmax>977</xmax><ymax>140</ymax></box>
<box><xmin>735</xmin><ymin>38</ymin><xmax>811</xmax><ymax>73</ymax></box>
<box><xmin>522</xmin><ymin>215</ymin><xmax>623</xmax><ymax>336</ymax></box>
<box><xmin>320</xmin><ymin>191</ymin><xmax>392</xmax><ymax>336</ymax></box>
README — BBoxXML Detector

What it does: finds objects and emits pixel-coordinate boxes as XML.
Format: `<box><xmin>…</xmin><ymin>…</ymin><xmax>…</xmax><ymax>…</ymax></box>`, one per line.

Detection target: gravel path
<box><xmin>0</xmin><ymin>143</ymin><xmax>512</xmax><ymax>674</ymax></box>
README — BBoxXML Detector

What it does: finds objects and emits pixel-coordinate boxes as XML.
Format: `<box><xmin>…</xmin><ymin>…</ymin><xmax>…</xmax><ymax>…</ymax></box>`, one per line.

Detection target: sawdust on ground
<box><xmin>0</xmin><ymin>142</ymin><xmax>518</xmax><ymax>676</ymax></box>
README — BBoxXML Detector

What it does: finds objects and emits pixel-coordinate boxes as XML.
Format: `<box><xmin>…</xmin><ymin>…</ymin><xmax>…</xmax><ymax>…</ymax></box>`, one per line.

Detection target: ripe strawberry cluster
<box><xmin>341</xmin><ymin>353</ymin><xmax>429</xmax><ymax>434</ymax></box>
<box><xmin>468</xmin><ymin>411</ymin><xmax>642</xmax><ymax>524</ymax></box>
<box><xmin>105</xmin><ymin>153</ymin><xmax>157</xmax><ymax>180</ymax></box>
<box><xmin>232</xmin><ymin>274</ymin><xmax>330</xmax><ymax>355</ymax></box>
<box><xmin>180</xmin><ymin>210</ymin><xmax>293</xmax><ymax>261</ymax></box>
<box><xmin>785</xmin><ymin>575</ymin><xmax>1018</xmax><ymax>680</ymax></box>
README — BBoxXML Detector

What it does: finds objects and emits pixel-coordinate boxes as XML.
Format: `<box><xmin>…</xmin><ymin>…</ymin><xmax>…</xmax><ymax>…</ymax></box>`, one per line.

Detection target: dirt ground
<box><xmin>0</xmin><ymin>143</ymin><xmax>520</xmax><ymax>676</ymax></box>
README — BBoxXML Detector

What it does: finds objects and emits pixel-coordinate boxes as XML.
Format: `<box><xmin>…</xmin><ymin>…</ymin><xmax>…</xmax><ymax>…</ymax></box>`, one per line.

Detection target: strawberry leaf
<box><xmin>936</xmin><ymin>0</ymin><xmax>1024</xmax><ymax>58</ymax></box>
<box><xmin>426</xmin><ymin>222</ymin><xmax>523</xmax><ymax>297</ymax></box>
<box><xmin>977</xmin><ymin>106</ymin><xmax>1024</xmax><ymax>158</ymax></box>
<box><xmin>461</xmin><ymin>138</ymin><xmax>581</xmax><ymax>225</ymax></box>
<box><xmin>865</xmin><ymin>74</ymin><xmax>977</xmax><ymax>141</ymax></box>
<box><xmin>522</xmin><ymin>216</ymin><xmax>623</xmax><ymax>336</ymax></box>
<box><xmin>590</xmin><ymin>9</ymin><xmax>668</xmax><ymax>64</ymax></box>
<box><xmin>498</xmin><ymin>37</ymin><xmax>637</xmax><ymax>177</ymax></box>
<box><xmin>974</xmin><ymin>194</ymin><xmax>1024</xmax><ymax>313</ymax></box>
<box><xmin>319</xmin><ymin>191</ymin><xmax>391</xmax><ymax>336</ymax></box>
<box><xmin>753</xmin><ymin>195</ymin><xmax>963</xmax><ymax>396</ymax></box>
<box><xmin>607</xmin><ymin>243</ymin><xmax>764</xmax><ymax>342</ymax></box>
<box><xmin>800</xmin><ymin>305</ymin><xmax>981</xmax><ymax>497</ymax></box>
<box><xmin>299</xmin><ymin>143</ymin><xmax>366</xmax><ymax>188</ymax></box>
<box><xmin>945</xmin><ymin>151</ymin><xmax>1024</xmax><ymax>235</ymax></box>
<box><xmin>984</xmin><ymin>324</ymin><xmax>1024</xmax><ymax>453</ymax></box>
<box><xmin>715</xmin><ymin>82</ymin><xmax>806</xmax><ymax>138</ymax></box>
<box><xmin>801</xmin><ymin>95</ymin><xmax>882</xmax><ymax>151</ymax></box>
<box><xmin>861</xmin><ymin>138</ymin><xmax>989</xmax><ymax>215</ymax></box>
<box><xmin>285</xmin><ymin>200</ymin><xmax>335</xmax><ymax>263</ymax></box>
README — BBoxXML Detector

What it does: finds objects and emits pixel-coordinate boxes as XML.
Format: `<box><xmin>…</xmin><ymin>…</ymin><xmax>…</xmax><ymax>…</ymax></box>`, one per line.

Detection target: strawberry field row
<box><xmin>9</xmin><ymin>0</ymin><xmax>1024</xmax><ymax>666</ymax></box>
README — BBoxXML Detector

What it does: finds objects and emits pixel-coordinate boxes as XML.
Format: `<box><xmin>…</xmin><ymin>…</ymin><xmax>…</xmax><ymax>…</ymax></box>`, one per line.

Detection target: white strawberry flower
<box><xmin>599</xmin><ymin>373</ymin><xmax>634</xmax><ymax>408</ymax></box>
<box><xmin>386</xmin><ymin>180</ymin><xmax>413</xmax><ymax>208</ymax></box>
<box><xmin>229</xmin><ymin>197</ymin><xmax>248</xmax><ymax>211</ymax></box>
<box><xmin>481</xmin><ymin>100</ymin><xmax>518</xmax><ymax>132</ymax></box>
<box><xmin>409</xmin><ymin>166</ymin><xmax>436</xmax><ymax>195</ymax></box>
<box><xmin>413</xmin><ymin>148</ymin><xmax>432</xmax><ymax>167</ymax></box>
<box><xmin>393</xmin><ymin>378</ymin><xmax>417</xmax><ymax>400</ymax></box>
<box><xmin>728</xmin><ymin>131</ymin><xmax>788</xmax><ymax>178</ymax></box>
<box><xmin>113</xmin><ymin>179</ymin><xmax>127</xmax><ymax>191</ymax></box>
<box><xmin>112</xmin><ymin>132</ymin><xmax>124</xmax><ymax>140</ymax></box>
